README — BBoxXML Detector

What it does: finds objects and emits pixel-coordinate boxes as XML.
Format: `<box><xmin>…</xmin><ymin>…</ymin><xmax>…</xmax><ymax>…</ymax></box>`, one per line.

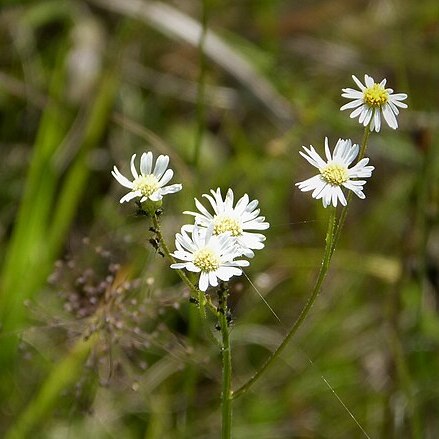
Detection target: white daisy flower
<box><xmin>111</xmin><ymin>152</ymin><xmax>182</xmax><ymax>203</ymax></box>
<box><xmin>341</xmin><ymin>74</ymin><xmax>408</xmax><ymax>132</ymax></box>
<box><xmin>170</xmin><ymin>225</ymin><xmax>249</xmax><ymax>292</ymax></box>
<box><xmin>295</xmin><ymin>138</ymin><xmax>374</xmax><ymax>208</ymax></box>
<box><xmin>183</xmin><ymin>188</ymin><xmax>269</xmax><ymax>258</ymax></box>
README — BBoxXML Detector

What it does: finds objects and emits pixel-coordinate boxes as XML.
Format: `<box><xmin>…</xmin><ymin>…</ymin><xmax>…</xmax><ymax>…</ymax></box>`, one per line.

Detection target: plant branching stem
<box><xmin>153</xmin><ymin>213</ymin><xmax>231</xmax><ymax>434</ymax></box>
<box><xmin>331</xmin><ymin>126</ymin><xmax>371</xmax><ymax>257</ymax></box>
<box><xmin>232</xmin><ymin>207</ymin><xmax>337</xmax><ymax>399</ymax></box>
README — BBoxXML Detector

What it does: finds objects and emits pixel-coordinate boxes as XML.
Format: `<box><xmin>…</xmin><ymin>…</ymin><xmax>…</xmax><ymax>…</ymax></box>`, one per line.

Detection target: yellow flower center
<box><xmin>133</xmin><ymin>174</ymin><xmax>160</xmax><ymax>197</ymax></box>
<box><xmin>363</xmin><ymin>83</ymin><xmax>389</xmax><ymax>107</ymax></box>
<box><xmin>213</xmin><ymin>216</ymin><xmax>243</xmax><ymax>237</ymax></box>
<box><xmin>321</xmin><ymin>164</ymin><xmax>349</xmax><ymax>186</ymax></box>
<box><xmin>193</xmin><ymin>247</ymin><xmax>220</xmax><ymax>272</ymax></box>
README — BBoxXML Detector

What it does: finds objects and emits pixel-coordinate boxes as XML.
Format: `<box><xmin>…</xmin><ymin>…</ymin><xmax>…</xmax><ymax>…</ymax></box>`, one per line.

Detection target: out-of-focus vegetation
<box><xmin>1</xmin><ymin>0</ymin><xmax>438</xmax><ymax>437</ymax></box>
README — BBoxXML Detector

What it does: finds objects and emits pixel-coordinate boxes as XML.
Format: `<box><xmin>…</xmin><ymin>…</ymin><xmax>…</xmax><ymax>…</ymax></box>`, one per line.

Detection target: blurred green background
<box><xmin>1</xmin><ymin>0</ymin><xmax>439</xmax><ymax>437</ymax></box>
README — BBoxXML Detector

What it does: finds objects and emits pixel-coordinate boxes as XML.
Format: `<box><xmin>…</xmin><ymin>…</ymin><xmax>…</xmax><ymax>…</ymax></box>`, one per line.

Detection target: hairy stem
<box><xmin>218</xmin><ymin>285</ymin><xmax>232</xmax><ymax>439</ymax></box>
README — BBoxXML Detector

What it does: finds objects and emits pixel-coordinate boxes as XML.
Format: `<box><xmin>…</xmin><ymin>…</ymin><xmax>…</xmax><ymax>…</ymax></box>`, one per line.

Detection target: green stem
<box><xmin>218</xmin><ymin>286</ymin><xmax>232</xmax><ymax>439</ymax></box>
<box><xmin>331</xmin><ymin>125</ymin><xmax>371</xmax><ymax>257</ymax></box>
<box><xmin>232</xmin><ymin>207</ymin><xmax>337</xmax><ymax>399</ymax></box>
<box><xmin>152</xmin><ymin>214</ymin><xmax>216</xmax><ymax>315</ymax></box>
<box><xmin>358</xmin><ymin>124</ymin><xmax>371</xmax><ymax>161</ymax></box>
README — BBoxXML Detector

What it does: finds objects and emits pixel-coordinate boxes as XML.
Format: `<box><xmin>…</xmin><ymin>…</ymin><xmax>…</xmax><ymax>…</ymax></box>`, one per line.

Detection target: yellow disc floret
<box><xmin>213</xmin><ymin>216</ymin><xmax>243</xmax><ymax>237</ymax></box>
<box><xmin>363</xmin><ymin>83</ymin><xmax>389</xmax><ymax>107</ymax></box>
<box><xmin>133</xmin><ymin>174</ymin><xmax>160</xmax><ymax>198</ymax></box>
<box><xmin>321</xmin><ymin>164</ymin><xmax>349</xmax><ymax>186</ymax></box>
<box><xmin>193</xmin><ymin>247</ymin><xmax>220</xmax><ymax>272</ymax></box>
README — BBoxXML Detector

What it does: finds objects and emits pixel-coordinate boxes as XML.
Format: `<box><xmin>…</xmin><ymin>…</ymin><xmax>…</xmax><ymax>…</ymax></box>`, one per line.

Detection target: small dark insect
<box><xmin>226</xmin><ymin>311</ymin><xmax>233</xmax><ymax>326</ymax></box>
<box><xmin>189</xmin><ymin>296</ymin><xmax>199</xmax><ymax>305</ymax></box>
<box><xmin>135</xmin><ymin>200</ymin><xmax>148</xmax><ymax>217</ymax></box>
<box><xmin>149</xmin><ymin>237</ymin><xmax>160</xmax><ymax>250</ymax></box>
<box><xmin>148</xmin><ymin>238</ymin><xmax>165</xmax><ymax>257</ymax></box>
